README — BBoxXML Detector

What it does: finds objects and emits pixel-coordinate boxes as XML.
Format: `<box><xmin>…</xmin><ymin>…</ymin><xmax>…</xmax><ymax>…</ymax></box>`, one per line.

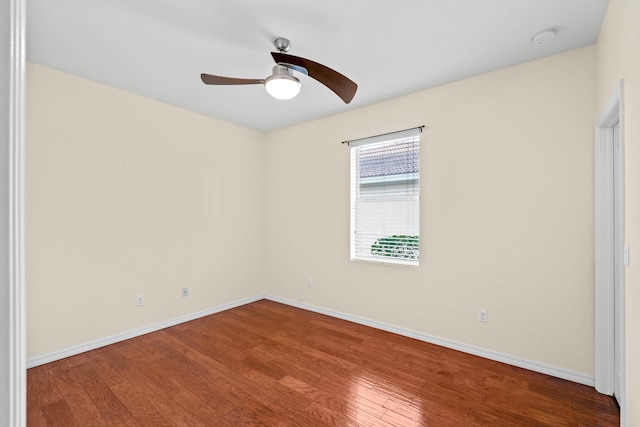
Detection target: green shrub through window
<box><xmin>371</xmin><ymin>235</ymin><xmax>419</xmax><ymax>260</ymax></box>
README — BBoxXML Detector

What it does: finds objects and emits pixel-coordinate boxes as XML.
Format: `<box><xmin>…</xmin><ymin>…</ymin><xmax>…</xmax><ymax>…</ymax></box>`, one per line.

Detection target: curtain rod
<box><xmin>341</xmin><ymin>125</ymin><xmax>425</xmax><ymax>145</ymax></box>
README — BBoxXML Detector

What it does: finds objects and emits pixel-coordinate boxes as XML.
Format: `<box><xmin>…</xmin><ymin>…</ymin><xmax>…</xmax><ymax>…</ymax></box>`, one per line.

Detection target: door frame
<box><xmin>594</xmin><ymin>81</ymin><xmax>625</xmax><ymax>415</ymax></box>
<box><xmin>3</xmin><ymin>0</ymin><xmax>27</xmax><ymax>424</ymax></box>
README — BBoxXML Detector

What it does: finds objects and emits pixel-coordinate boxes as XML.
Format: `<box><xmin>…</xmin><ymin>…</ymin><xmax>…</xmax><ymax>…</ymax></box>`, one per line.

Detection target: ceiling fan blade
<box><xmin>271</xmin><ymin>52</ymin><xmax>357</xmax><ymax>104</ymax></box>
<box><xmin>201</xmin><ymin>74</ymin><xmax>265</xmax><ymax>86</ymax></box>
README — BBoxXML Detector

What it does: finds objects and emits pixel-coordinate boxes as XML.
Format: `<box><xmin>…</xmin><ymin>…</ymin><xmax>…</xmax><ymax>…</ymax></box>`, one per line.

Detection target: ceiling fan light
<box><xmin>265</xmin><ymin>73</ymin><xmax>301</xmax><ymax>100</ymax></box>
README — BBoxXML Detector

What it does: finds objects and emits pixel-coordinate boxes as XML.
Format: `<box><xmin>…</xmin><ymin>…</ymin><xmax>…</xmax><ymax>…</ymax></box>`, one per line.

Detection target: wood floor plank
<box><xmin>266</xmin><ymin>399</ymin><xmax>329</xmax><ymax>427</ymax></box>
<box><xmin>224</xmin><ymin>406</ymin><xmax>266</xmax><ymax>426</ymax></box>
<box><xmin>26</xmin><ymin>416</ymin><xmax>48</xmax><ymax>427</ymax></box>
<box><xmin>113</xmin><ymin>418</ymin><xmax>141</xmax><ymax>427</ymax></box>
<box><xmin>84</xmin><ymin>350</ymin><xmax>129</xmax><ymax>389</ymax></box>
<box><xmin>40</xmin><ymin>399</ymin><xmax>80</xmax><ymax>427</ymax></box>
<box><xmin>303</xmin><ymin>400</ymin><xmax>356</xmax><ymax>426</ymax></box>
<box><xmin>48</xmin><ymin>363</ymin><xmax>107</xmax><ymax>426</ymax></box>
<box><xmin>66</xmin><ymin>362</ymin><xmax>134</xmax><ymax>425</ymax></box>
<box><xmin>112</xmin><ymin>364</ymin><xmax>211</xmax><ymax>427</ymax></box>
<box><xmin>108</xmin><ymin>380</ymin><xmax>173</xmax><ymax>427</ymax></box>
<box><xmin>137</xmin><ymin>353</ymin><xmax>238</xmax><ymax>419</ymax></box>
<box><xmin>27</xmin><ymin>365</ymin><xmax>63</xmax><ymax>414</ymax></box>
<box><xmin>28</xmin><ymin>299</ymin><xmax>619</xmax><ymax>426</ymax></box>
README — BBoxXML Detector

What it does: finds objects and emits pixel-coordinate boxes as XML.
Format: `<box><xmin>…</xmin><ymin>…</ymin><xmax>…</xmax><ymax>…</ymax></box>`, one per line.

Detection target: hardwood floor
<box><xmin>28</xmin><ymin>299</ymin><xmax>619</xmax><ymax>426</ymax></box>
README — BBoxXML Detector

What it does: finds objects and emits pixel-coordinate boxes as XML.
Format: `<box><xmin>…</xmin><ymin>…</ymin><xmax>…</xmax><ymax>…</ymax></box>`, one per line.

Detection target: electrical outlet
<box><xmin>307</xmin><ymin>278</ymin><xmax>313</xmax><ymax>288</ymax></box>
<box><xmin>478</xmin><ymin>309</ymin><xmax>488</xmax><ymax>323</ymax></box>
<box><xmin>182</xmin><ymin>287</ymin><xmax>189</xmax><ymax>297</ymax></box>
<box><xmin>136</xmin><ymin>295</ymin><xmax>144</xmax><ymax>307</ymax></box>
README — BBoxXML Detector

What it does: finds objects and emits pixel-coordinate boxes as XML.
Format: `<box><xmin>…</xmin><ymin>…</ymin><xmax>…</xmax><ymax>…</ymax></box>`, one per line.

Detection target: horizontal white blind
<box><xmin>350</xmin><ymin>132</ymin><xmax>420</xmax><ymax>265</ymax></box>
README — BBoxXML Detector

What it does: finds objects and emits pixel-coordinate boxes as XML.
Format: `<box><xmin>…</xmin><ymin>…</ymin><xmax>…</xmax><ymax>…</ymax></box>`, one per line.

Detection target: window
<box><xmin>349</xmin><ymin>128</ymin><xmax>421</xmax><ymax>265</ymax></box>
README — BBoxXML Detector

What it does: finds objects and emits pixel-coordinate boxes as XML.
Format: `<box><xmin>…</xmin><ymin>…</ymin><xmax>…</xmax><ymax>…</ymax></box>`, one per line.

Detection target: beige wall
<box><xmin>26</xmin><ymin>63</ymin><xmax>265</xmax><ymax>357</ymax></box>
<box><xmin>596</xmin><ymin>0</ymin><xmax>640</xmax><ymax>423</ymax></box>
<box><xmin>27</xmin><ymin>47</ymin><xmax>599</xmax><ymax>381</ymax></box>
<box><xmin>265</xmin><ymin>46</ymin><xmax>596</xmax><ymax>375</ymax></box>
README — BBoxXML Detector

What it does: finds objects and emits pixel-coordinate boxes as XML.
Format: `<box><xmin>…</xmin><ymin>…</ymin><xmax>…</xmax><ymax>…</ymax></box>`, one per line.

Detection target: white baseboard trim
<box><xmin>27</xmin><ymin>292</ymin><xmax>595</xmax><ymax>388</ymax></box>
<box><xmin>26</xmin><ymin>294</ymin><xmax>266</xmax><ymax>369</ymax></box>
<box><xmin>265</xmin><ymin>295</ymin><xmax>595</xmax><ymax>387</ymax></box>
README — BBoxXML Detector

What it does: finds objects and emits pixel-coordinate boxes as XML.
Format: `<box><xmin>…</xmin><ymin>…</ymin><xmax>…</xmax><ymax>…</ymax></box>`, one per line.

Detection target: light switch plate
<box><xmin>624</xmin><ymin>244</ymin><xmax>630</xmax><ymax>267</ymax></box>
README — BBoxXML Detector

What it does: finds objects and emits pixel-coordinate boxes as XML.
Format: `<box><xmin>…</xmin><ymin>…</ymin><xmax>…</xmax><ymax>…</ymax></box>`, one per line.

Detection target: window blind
<box><xmin>349</xmin><ymin>128</ymin><xmax>421</xmax><ymax>265</ymax></box>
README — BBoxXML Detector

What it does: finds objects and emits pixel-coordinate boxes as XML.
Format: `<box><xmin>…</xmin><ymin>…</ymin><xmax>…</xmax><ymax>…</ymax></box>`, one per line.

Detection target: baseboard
<box><xmin>26</xmin><ymin>294</ymin><xmax>267</xmax><ymax>369</ymax></box>
<box><xmin>27</xmin><ymin>292</ymin><xmax>595</xmax><ymax>388</ymax></box>
<box><xmin>265</xmin><ymin>295</ymin><xmax>595</xmax><ymax>387</ymax></box>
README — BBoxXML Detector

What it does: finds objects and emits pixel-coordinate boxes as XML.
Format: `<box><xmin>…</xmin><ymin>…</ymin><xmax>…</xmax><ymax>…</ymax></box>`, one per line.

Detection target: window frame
<box><xmin>349</xmin><ymin>128</ymin><xmax>421</xmax><ymax>266</ymax></box>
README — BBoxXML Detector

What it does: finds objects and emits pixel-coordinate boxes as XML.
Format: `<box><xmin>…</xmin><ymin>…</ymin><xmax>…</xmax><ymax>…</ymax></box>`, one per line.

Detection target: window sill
<box><xmin>350</xmin><ymin>257</ymin><xmax>419</xmax><ymax>267</ymax></box>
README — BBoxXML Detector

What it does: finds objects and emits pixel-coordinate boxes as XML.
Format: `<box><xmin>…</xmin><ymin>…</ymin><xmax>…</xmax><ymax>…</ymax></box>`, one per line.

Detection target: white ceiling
<box><xmin>27</xmin><ymin>0</ymin><xmax>609</xmax><ymax>132</ymax></box>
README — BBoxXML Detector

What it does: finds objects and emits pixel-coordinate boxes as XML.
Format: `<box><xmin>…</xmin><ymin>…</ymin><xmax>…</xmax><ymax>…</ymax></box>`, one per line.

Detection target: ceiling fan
<box><xmin>201</xmin><ymin>38</ymin><xmax>357</xmax><ymax>104</ymax></box>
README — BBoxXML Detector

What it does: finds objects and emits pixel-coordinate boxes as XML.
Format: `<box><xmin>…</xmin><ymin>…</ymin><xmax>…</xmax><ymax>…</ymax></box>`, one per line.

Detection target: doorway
<box><xmin>594</xmin><ymin>81</ymin><xmax>625</xmax><ymax>413</ymax></box>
